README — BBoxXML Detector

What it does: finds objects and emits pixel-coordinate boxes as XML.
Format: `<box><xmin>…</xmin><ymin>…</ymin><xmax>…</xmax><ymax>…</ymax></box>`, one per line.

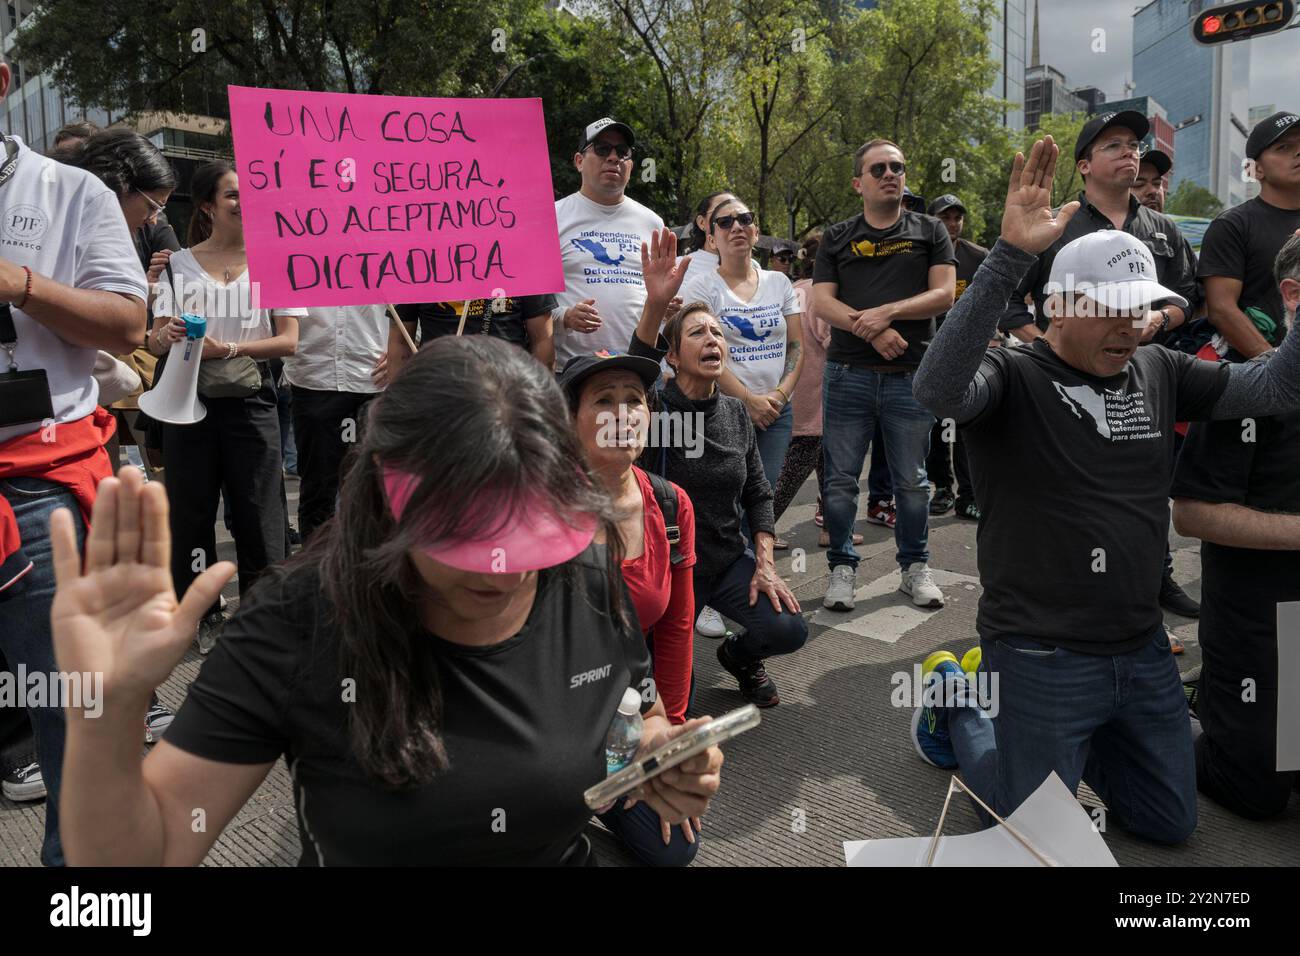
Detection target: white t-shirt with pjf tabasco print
<box><xmin>680</xmin><ymin>265</ymin><xmax>801</xmax><ymax>394</ymax></box>
<box><xmin>0</xmin><ymin>136</ymin><xmax>147</xmax><ymax>443</ymax></box>
<box><xmin>552</xmin><ymin>191</ymin><xmax>664</xmax><ymax>369</ymax></box>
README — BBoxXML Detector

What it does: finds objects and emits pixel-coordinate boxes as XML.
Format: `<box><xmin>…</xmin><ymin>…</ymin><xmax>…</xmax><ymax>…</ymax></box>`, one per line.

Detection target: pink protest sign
<box><xmin>227</xmin><ymin>86</ymin><xmax>562</xmax><ymax>309</ymax></box>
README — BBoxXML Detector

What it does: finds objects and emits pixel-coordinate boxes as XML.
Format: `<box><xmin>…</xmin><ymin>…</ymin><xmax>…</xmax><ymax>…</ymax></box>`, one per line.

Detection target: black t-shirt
<box><xmin>1198</xmin><ymin>196</ymin><xmax>1300</xmax><ymax>339</ymax></box>
<box><xmin>1171</xmin><ymin>411</ymin><xmax>1300</xmax><ymax>677</ymax></box>
<box><xmin>1001</xmin><ymin>193</ymin><xmax>1198</xmax><ymax>341</ymax></box>
<box><xmin>396</xmin><ymin>294</ymin><xmax>557</xmax><ymax>349</ymax></box>
<box><xmin>165</xmin><ymin>549</ymin><xmax>652</xmax><ymax>866</ymax></box>
<box><xmin>961</xmin><ymin>340</ymin><xmax>1229</xmax><ymax>653</ymax></box>
<box><xmin>935</xmin><ymin>238</ymin><xmax>988</xmax><ymax>329</ymax></box>
<box><xmin>813</xmin><ymin>211</ymin><xmax>955</xmax><ymax>369</ymax></box>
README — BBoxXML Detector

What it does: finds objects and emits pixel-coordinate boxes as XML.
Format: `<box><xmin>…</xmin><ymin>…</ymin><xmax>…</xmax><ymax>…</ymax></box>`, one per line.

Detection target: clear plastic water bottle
<box><xmin>605</xmin><ymin>687</ymin><xmax>644</xmax><ymax>776</ymax></box>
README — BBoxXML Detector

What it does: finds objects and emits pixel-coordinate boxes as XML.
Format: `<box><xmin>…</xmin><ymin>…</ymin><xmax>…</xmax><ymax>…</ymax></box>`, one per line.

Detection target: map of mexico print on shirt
<box><xmin>572</xmin><ymin>229</ymin><xmax>641</xmax><ymax>283</ymax></box>
<box><xmin>1051</xmin><ymin>381</ymin><xmax>1160</xmax><ymax>442</ymax></box>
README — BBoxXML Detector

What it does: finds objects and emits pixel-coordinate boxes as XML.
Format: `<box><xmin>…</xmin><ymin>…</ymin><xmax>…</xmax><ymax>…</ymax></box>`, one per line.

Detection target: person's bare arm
<box><xmin>1009</xmin><ymin>323</ymin><xmax>1044</xmax><ymax>343</ymax></box>
<box><xmin>1172</xmin><ymin>499</ymin><xmax>1300</xmax><ymax>551</ymax></box>
<box><xmin>0</xmin><ymin>258</ymin><xmax>144</xmax><ymax>354</ymax></box>
<box><xmin>1204</xmin><ymin>275</ymin><xmax>1273</xmax><ymax>358</ymax></box>
<box><xmin>776</xmin><ymin>312</ymin><xmax>804</xmax><ymax>399</ymax></box>
<box><xmin>387</xmin><ymin>316</ymin><xmax>418</xmax><ymax>378</ymax></box>
<box><xmin>64</xmin><ymin>711</ymin><xmax>272</xmax><ymax>866</ymax></box>
<box><xmin>207</xmin><ymin>314</ymin><xmax>298</xmax><ymax>360</ymax></box>
<box><xmin>525</xmin><ymin>312</ymin><xmax>555</xmax><ymax>370</ymax></box>
<box><xmin>51</xmin><ymin>469</ymin><xmax>270</xmax><ymax>865</ymax></box>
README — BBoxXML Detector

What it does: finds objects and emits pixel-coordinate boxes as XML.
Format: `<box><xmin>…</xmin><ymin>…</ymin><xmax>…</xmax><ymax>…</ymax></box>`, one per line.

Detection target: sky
<box><xmin>1034</xmin><ymin>0</ymin><xmax>1297</xmax><ymax>113</ymax></box>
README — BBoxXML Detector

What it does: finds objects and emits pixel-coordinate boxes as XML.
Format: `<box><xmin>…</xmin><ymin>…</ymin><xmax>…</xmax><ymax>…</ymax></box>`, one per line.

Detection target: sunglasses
<box><xmin>714</xmin><ymin>212</ymin><xmax>756</xmax><ymax>230</ymax></box>
<box><xmin>864</xmin><ymin>161</ymin><xmax>906</xmax><ymax>179</ymax></box>
<box><xmin>585</xmin><ymin>142</ymin><xmax>633</xmax><ymax>160</ymax></box>
<box><xmin>772</xmin><ymin>251</ymin><xmax>794</xmax><ymax>261</ymax></box>
<box><xmin>135</xmin><ymin>190</ymin><xmax>166</xmax><ymax>221</ymax></box>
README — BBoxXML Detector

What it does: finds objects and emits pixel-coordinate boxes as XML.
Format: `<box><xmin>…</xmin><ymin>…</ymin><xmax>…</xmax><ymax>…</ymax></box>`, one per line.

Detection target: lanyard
<box><xmin>0</xmin><ymin>138</ymin><xmax>24</xmax><ymax>367</ymax></box>
<box><xmin>0</xmin><ymin>137</ymin><xmax>19</xmax><ymax>192</ymax></box>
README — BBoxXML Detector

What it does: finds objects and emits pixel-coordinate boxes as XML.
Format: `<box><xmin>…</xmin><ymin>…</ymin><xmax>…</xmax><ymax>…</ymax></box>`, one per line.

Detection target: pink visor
<box><xmin>382</xmin><ymin>467</ymin><xmax>598</xmax><ymax>574</ymax></box>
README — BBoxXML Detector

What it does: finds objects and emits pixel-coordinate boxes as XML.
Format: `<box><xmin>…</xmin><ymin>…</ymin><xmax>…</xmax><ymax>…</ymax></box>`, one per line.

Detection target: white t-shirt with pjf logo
<box><xmin>679</xmin><ymin>265</ymin><xmax>801</xmax><ymax>394</ymax></box>
<box><xmin>0</xmin><ymin>136</ymin><xmax>147</xmax><ymax>443</ymax></box>
<box><xmin>552</xmin><ymin>191</ymin><xmax>664</xmax><ymax>369</ymax></box>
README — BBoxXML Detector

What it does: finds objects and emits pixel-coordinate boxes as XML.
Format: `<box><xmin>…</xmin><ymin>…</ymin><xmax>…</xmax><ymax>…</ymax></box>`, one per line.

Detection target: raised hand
<box><xmin>1000</xmin><ymin>136</ymin><xmax>1081</xmax><ymax>255</ymax></box>
<box><xmin>641</xmin><ymin>227</ymin><xmax>690</xmax><ymax>309</ymax></box>
<box><xmin>50</xmin><ymin>467</ymin><xmax>235</xmax><ymax>716</ymax></box>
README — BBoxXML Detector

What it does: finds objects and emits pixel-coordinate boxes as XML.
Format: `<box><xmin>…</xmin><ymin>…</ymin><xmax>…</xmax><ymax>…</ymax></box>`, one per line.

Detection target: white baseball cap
<box><xmin>1045</xmin><ymin>229</ymin><xmax>1188</xmax><ymax>315</ymax></box>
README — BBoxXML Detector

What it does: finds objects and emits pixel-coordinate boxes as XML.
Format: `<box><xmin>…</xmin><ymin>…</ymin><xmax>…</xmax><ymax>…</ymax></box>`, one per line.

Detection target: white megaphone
<box><xmin>138</xmin><ymin>313</ymin><xmax>208</xmax><ymax>425</ymax></box>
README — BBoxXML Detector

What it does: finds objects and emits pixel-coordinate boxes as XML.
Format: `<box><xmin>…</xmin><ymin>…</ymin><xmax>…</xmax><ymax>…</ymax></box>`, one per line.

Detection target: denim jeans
<box><xmin>755</xmin><ymin>401</ymin><xmax>794</xmax><ymax>494</ymax></box>
<box><xmin>692</xmin><ymin>551</ymin><xmax>808</xmax><ymax>665</ymax></box>
<box><xmin>822</xmin><ymin>364</ymin><xmax>934</xmax><ymax>572</ymax></box>
<box><xmin>597</xmin><ymin>796</ymin><xmax>700</xmax><ymax>866</ymax></box>
<box><xmin>0</xmin><ymin>477</ymin><xmax>86</xmax><ymax>866</ymax></box>
<box><xmin>867</xmin><ymin>421</ymin><xmax>892</xmax><ymax>501</ymax></box>
<box><xmin>948</xmin><ymin>627</ymin><xmax>1197</xmax><ymax>845</ymax></box>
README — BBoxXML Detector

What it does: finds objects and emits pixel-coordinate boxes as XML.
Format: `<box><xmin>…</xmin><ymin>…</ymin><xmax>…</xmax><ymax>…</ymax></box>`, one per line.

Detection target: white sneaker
<box><xmin>900</xmin><ymin>562</ymin><xmax>944</xmax><ymax>609</ymax></box>
<box><xmin>823</xmin><ymin>565</ymin><xmax>856</xmax><ymax>611</ymax></box>
<box><xmin>695</xmin><ymin>606</ymin><xmax>727</xmax><ymax>638</ymax></box>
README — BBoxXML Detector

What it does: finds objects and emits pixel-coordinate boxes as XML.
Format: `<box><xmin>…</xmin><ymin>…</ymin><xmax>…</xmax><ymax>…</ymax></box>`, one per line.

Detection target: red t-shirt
<box><xmin>622</xmin><ymin>466</ymin><xmax>697</xmax><ymax>724</ymax></box>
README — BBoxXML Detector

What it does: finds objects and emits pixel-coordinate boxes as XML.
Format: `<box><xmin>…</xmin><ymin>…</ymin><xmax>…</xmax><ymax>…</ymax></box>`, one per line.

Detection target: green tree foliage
<box><xmin>12</xmin><ymin>0</ymin><xmax>1029</xmax><ymax>236</ymax></box>
<box><xmin>1165</xmin><ymin>179</ymin><xmax>1225</xmax><ymax>218</ymax></box>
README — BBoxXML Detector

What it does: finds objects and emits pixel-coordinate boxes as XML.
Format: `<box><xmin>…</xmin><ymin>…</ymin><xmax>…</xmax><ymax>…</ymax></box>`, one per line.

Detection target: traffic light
<box><xmin>1192</xmin><ymin>1</ymin><xmax>1295</xmax><ymax>44</ymax></box>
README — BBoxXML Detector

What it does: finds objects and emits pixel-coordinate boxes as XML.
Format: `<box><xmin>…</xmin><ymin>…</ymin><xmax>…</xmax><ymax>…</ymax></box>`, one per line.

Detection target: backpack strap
<box><xmin>644</xmin><ymin>470</ymin><xmax>684</xmax><ymax>567</ymax></box>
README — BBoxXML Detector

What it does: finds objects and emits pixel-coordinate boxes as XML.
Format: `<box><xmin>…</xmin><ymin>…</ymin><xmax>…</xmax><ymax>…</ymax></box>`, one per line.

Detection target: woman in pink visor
<box><xmin>49</xmin><ymin>336</ymin><xmax>724</xmax><ymax>866</ymax></box>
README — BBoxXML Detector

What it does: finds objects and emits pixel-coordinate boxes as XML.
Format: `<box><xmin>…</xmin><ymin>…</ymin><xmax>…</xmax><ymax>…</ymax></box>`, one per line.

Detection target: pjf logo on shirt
<box><xmin>4</xmin><ymin>204</ymin><xmax>48</xmax><ymax>243</ymax></box>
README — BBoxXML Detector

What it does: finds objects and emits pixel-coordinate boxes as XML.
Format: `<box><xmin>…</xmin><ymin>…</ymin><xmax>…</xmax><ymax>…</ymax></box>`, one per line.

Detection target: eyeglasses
<box><xmin>772</xmin><ymin>251</ymin><xmax>794</xmax><ymax>261</ymax></box>
<box><xmin>714</xmin><ymin>212</ymin><xmax>755</xmax><ymax>229</ymax></box>
<box><xmin>864</xmin><ymin>161</ymin><xmax>906</xmax><ymax>179</ymax></box>
<box><xmin>1095</xmin><ymin>141</ymin><xmax>1144</xmax><ymax>158</ymax></box>
<box><xmin>585</xmin><ymin>142</ymin><xmax>633</xmax><ymax>160</ymax></box>
<box><xmin>135</xmin><ymin>190</ymin><xmax>166</xmax><ymax>221</ymax></box>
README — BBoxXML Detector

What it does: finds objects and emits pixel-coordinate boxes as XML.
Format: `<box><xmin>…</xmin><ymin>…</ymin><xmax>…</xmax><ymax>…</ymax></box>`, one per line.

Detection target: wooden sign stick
<box><xmin>454</xmin><ymin>299</ymin><xmax>472</xmax><ymax>337</ymax></box>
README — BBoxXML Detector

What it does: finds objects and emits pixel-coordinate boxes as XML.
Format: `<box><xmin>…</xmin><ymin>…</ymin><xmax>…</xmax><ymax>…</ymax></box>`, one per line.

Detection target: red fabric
<box><xmin>0</xmin><ymin>409</ymin><xmax>116</xmax><ymax>582</ymax></box>
<box><xmin>1175</xmin><ymin>342</ymin><xmax>1223</xmax><ymax>437</ymax></box>
<box><xmin>622</xmin><ymin>466</ymin><xmax>697</xmax><ymax>724</ymax></box>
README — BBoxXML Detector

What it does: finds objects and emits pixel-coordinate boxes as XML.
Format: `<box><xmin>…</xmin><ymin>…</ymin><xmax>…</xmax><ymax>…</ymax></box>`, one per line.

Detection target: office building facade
<box><xmin>1132</xmin><ymin>0</ymin><xmax>1250</xmax><ymax>207</ymax></box>
<box><xmin>1024</xmin><ymin>64</ymin><xmax>1087</xmax><ymax>131</ymax></box>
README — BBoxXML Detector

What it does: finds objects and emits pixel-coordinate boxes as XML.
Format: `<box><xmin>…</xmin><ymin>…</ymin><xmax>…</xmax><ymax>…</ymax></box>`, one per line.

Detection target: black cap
<box><xmin>1139</xmin><ymin>149</ymin><xmax>1172</xmax><ymax>177</ymax></box>
<box><xmin>928</xmin><ymin>193</ymin><xmax>966</xmax><ymax>216</ymax></box>
<box><xmin>1246</xmin><ymin>110</ymin><xmax>1300</xmax><ymax>161</ymax></box>
<box><xmin>1075</xmin><ymin>110</ymin><xmax>1151</xmax><ymax>161</ymax></box>
<box><xmin>558</xmin><ymin>349</ymin><xmax>661</xmax><ymax>400</ymax></box>
<box><xmin>578</xmin><ymin>118</ymin><xmax>635</xmax><ymax>152</ymax></box>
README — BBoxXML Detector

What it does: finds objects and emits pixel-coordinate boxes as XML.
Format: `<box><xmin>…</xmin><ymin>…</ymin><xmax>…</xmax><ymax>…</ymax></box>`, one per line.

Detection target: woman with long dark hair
<box><xmin>68</xmin><ymin>127</ymin><xmax>181</xmax><ymax>742</ymax></box>
<box><xmin>50</xmin><ymin>336</ymin><xmax>724</xmax><ymax>866</ymax></box>
<box><xmin>144</xmin><ymin>161</ymin><xmax>303</xmax><ymax>653</ymax></box>
<box><xmin>628</xmin><ymin>229</ymin><xmax>808</xmax><ymax>708</ymax></box>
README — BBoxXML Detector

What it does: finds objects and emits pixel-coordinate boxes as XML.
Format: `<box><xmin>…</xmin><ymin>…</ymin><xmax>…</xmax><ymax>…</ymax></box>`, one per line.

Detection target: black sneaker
<box><xmin>2</xmin><ymin>763</ymin><xmax>46</xmax><ymax>802</ymax></box>
<box><xmin>954</xmin><ymin>498</ymin><xmax>981</xmax><ymax>520</ymax></box>
<box><xmin>1159</xmin><ymin>572</ymin><xmax>1200</xmax><ymax>618</ymax></box>
<box><xmin>929</xmin><ymin>488</ymin><xmax>955</xmax><ymax>516</ymax></box>
<box><xmin>717</xmin><ymin>642</ymin><xmax>779</xmax><ymax>708</ymax></box>
<box><xmin>145</xmin><ymin>701</ymin><xmax>175</xmax><ymax>743</ymax></box>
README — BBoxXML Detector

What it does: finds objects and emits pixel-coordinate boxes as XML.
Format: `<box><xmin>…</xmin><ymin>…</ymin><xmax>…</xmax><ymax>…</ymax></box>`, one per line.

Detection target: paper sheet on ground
<box><xmin>843</xmin><ymin>772</ymin><xmax>1117</xmax><ymax>866</ymax></box>
<box><xmin>1278</xmin><ymin>602</ymin><xmax>1300</xmax><ymax>772</ymax></box>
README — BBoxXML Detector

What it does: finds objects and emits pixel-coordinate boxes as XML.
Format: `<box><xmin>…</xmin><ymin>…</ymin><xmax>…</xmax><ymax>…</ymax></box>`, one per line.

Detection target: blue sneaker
<box><xmin>910</xmin><ymin>651</ymin><xmax>965</xmax><ymax>769</ymax></box>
